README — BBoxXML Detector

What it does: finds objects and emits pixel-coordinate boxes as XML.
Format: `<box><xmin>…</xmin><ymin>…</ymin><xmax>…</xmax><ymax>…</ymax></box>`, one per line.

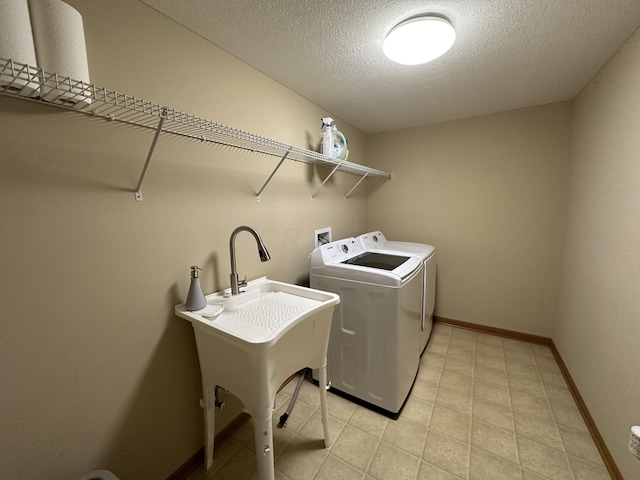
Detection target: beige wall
<box><xmin>555</xmin><ymin>28</ymin><xmax>640</xmax><ymax>479</ymax></box>
<box><xmin>0</xmin><ymin>1</ymin><xmax>369</xmax><ymax>478</ymax></box>
<box><xmin>366</xmin><ymin>102</ymin><xmax>572</xmax><ymax>337</ymax></box>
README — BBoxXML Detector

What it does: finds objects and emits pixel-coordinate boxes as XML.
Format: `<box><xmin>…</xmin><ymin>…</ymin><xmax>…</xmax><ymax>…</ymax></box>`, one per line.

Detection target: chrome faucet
<box><xmin>229</xmin><ymin>226</ymin><xmax>271</xmax><ymax>295</ymax></box>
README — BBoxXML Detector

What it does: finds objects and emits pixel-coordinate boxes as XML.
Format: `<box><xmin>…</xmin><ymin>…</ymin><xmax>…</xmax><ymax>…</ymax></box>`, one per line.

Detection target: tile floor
<box><xmin>185</xmin><ymin>323</ymin><xmax>611</xmax><ymax>479</ymax></box>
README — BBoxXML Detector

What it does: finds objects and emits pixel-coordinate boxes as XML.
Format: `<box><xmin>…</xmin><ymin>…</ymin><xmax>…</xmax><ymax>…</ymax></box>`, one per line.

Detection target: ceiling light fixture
<box><xmin>383</xmin><ymin>16</ymin><xmax>456</xmax><ymax>65</ymax></box>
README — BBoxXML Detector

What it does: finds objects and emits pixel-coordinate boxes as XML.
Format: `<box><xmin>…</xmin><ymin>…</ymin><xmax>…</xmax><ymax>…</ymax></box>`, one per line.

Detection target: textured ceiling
<box><xmin>141</xmin><ymin>0</ymin><xmax>640</xmax><ymax>133</ymax></box>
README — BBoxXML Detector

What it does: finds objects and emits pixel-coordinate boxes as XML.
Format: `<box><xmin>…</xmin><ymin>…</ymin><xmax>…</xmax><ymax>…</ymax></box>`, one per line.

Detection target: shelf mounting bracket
<box><xmin>310</xmin><ymin>162</ymin><xmax>342</xmax><ymax>199</ymax></box>
<box><xmin>134</xmin><ymin>107</ymin><xmax>168</xmax><ymax>201</ymax></box>
<box><xmin>344</xmin><ymin>172</ymin><xmax>369</xmax><ymax>199</ymax></box>
<box><xmin>256</xmin><ymin>147</ymin><xmax>291</xmax><ymax>202</ymax></box>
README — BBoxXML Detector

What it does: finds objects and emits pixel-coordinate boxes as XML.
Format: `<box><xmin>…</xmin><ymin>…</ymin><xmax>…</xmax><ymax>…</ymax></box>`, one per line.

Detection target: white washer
<box><xmin>357</xmin><ymin>231</ymin><xmax>436</xmax><ymax>354</ymax></box>
<box><xmin>309</xmin><ymin>237</ymin><xmax>423</xmax><ymax>415</ymax></box>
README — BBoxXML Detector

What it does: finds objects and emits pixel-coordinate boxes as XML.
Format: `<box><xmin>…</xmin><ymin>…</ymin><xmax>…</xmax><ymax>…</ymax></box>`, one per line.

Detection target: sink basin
<box><xmin>177</xmin><ymin>276</ymin><xmax>339</xmax><ymax>344</ymax></box>
<box><xmin>175</xmin><ymin>277</ymin><xmax>339</xmax><ymax>480</ymax></box>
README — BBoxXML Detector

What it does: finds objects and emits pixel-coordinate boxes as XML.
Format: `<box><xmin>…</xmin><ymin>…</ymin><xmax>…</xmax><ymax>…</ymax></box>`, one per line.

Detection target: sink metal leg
<box><xmin>253</xmin><ymin>409</ymin><xmax>275</xmax><ymax>480</ymax></box>
<box><xmin>202</xmin><ymin>385</ymin><xmax>216</xmax><ymax>470</ymax></box>
<box><xmin>318</xmin><ymin>363</ymin><xmax>331</xmax><ymax>448</ymax></box>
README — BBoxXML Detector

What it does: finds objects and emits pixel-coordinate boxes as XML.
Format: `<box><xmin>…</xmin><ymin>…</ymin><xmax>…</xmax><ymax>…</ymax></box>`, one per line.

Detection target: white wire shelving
<box><xmin>0</xmin><ymin>57</ymin><xmax>391</xmax><ymax>201</ymax></box>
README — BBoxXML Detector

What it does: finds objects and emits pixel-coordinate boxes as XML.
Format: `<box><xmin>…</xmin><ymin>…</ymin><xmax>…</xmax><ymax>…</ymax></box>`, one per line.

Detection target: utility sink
<box><xmin>176</xmin><ymin>276</ymin><xmax>339</xmax><ymax>344</ymax></box>
<box><xmin>175</xmin><ymin>277</ymin><xmax>339</xmax><ymax>480</ymax></box>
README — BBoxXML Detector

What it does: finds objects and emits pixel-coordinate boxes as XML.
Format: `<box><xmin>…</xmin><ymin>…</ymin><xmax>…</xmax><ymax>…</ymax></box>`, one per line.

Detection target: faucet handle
<box><xmin>238</xmin><ymin>276</ymin><xmax>248</xmax><ymax>287</ymax></box>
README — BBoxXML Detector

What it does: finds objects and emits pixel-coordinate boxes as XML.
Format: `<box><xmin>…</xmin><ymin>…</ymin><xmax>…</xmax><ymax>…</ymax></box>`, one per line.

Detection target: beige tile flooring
<box><xmin>185</xmin><ymin>323</ymin><xmax>611</xmax><ymax>480</ymax></box>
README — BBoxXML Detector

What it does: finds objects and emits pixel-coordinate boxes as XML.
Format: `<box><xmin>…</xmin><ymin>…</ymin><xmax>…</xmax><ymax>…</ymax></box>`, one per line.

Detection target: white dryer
<box><xmin>357</xmin><ymin>231</ymin><xmax>436</xmax><ymax>354</ymax></box>
<box><xmin>309</xmin><ymin>237</ymin><xmax>423</xmax><ymax>415</ymax></box>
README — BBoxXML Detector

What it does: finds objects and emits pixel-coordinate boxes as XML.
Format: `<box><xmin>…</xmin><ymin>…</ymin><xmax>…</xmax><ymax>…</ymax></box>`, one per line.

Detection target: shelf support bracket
<box><xmin>256</xmin><ymin>147</ymin><xmax>291</xmax><ymax>202</ymax></box>
<box><xmin>344</xmin><ymin>172</ymin><xmax>369</xmax><ymax>199</ymax></box>
<box><xmin>310</xmin><ymin>162</ymin><xmax>342</xmax><ymax>199</ymax></box>
<box><xmin>134</xmin><ymin>107</ymin><xmax>168</xmax><ymax>201</ymax></box>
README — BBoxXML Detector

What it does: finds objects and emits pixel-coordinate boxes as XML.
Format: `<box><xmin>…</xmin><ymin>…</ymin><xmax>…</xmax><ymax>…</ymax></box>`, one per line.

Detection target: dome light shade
<box><xmin>383</xmin><ymin>16</ymin><xmax>456</xmax><ymax>65</ymax></box>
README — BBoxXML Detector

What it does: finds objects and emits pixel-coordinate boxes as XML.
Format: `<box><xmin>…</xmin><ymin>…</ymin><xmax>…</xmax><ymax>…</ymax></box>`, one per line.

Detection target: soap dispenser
<box><xmin>186</xmin><ymin>265</ymin><xmax>207</xmax><ymax>311</ymax></box>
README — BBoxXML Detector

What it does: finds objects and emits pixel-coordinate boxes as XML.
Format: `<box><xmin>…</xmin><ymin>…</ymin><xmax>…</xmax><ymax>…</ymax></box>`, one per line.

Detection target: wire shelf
<box><xmin>0</xmin><ymin>57</ymin><xmax>391</xmax><ymax>200</ymax></box>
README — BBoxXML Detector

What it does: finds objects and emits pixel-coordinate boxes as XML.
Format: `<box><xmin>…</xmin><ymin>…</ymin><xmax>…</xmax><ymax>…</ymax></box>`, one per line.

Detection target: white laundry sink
<box><xmin>175</xmin><ymin>277</ymin><xmax>339</xmax><ymax>480</ymax></box>
<box><xmin>177</xmin><ymin>276</ymin><xmax>339</xmax><ymax>344</ymax></box>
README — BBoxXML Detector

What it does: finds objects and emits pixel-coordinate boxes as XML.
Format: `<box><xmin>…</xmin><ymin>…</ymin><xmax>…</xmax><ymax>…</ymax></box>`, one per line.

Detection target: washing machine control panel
<box><xmin>357</xmin><ymin>231</ymin><xmax>387</xmax><ymax>250</ymax></box>
<box><xmin>318</xmin><ymin>238</ymin><xmax>365</xmax><ymax>264</ymax></box>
